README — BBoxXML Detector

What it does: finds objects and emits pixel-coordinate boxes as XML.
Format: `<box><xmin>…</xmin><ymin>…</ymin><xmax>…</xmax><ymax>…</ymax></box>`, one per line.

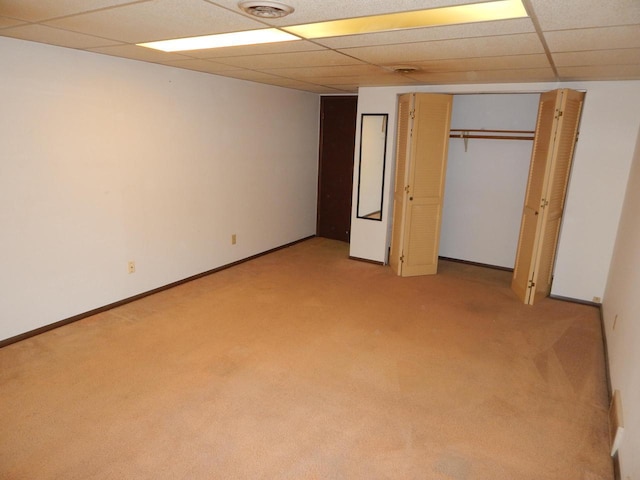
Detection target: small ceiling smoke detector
<box><xmin>239</xmin><ymin>1</ymin><xmax>294</xmax><ymax>18</ymax></box>
<box><xmin>393</xmin><ymin>66</ymin><xmax>419</xmax><ymax>74</ymax></box>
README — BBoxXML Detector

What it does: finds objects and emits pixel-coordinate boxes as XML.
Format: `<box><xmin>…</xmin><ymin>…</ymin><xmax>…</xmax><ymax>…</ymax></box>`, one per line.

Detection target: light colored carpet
<box><xmin>0</xmin><ymin>238</ymin><xmax>613</xmax><ymax>479</ymax></box>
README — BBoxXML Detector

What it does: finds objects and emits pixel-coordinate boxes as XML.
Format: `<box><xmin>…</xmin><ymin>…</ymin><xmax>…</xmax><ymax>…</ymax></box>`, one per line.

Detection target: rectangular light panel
<box><xmin>138</xmin><ymin>28</ymin><xmax>300</xmax><ymax>52</ymax></box>
<box><xmin>137</xmin><ymin>0</ymin><xmax>528</xmax><ymax>52</ymax></box>
<box><xmin>284</xmin><ymin>0</ymin><xmax>529</xmax><ymax>39</ymax></box>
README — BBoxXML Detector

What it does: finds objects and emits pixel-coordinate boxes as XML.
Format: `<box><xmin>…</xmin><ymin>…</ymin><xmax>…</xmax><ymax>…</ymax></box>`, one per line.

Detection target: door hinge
<box><xmin>555</xmin><ymin>109</ymin><xmax>563</xmax><ymax>119</ymax></box>
<box><xmin>400</xmin><ymin>255</ymin><xmax>405</xmax><ymax>263</ymax></box>
<box><xmin>540</xmin><ymin>198</ymin><xmax>549</xmax><ymax>208</ymax></box>
<box><xmin>409</xmin><ymin>109</ymin><xmax>415</xmax><ymax>119</ymax></box>
<box><xmin>404</xmin><ymin>185</ymin><xmax>410</xmax><ymax>194</ymax></box>
<box><xmin>528</xmin><ymin>280</ymin><xmax>536</xmax><ymax>289</ymax></box>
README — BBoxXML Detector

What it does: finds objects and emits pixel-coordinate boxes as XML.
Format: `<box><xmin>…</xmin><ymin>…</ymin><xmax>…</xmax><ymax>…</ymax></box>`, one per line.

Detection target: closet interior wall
<box><xmin>439</xmin><ymin>94</ymin><xmax>540</xmax><ymax>269</ymax></box>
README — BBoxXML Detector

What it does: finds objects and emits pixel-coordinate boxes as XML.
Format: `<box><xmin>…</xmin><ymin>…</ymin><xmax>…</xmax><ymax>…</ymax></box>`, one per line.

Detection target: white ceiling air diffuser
<box><xmin>238</xmin><ymin>1</ymin><xmax>295</xmax><ymax>18</ymax></box>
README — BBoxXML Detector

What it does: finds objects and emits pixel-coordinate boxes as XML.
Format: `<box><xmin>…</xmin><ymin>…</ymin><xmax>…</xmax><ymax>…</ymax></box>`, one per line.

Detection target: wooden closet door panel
<box><xmin>389</xmin><ymin>94</ymin><xmax>412</xmax><ymax>275</ymax></box>
<box><xmin>532</xmin><ymin>89</ymin><xmax>585</xmax><ymax>300</ymax></box>
<box><xmin>403</xmin><ymin>202</ymin><xmax>441</xmax><ymax>275</ymax></box>
<box><xmin>511</xmin><ymin>88</ymin><xmax>584</xmax><ymax>304</ymax></box>
<box><xmin>400</xmin><ymin>93</ymin><xmax>452</xmax><ymax>277</ymax></box>
<box><xmin>512</xmin><ymin>90</ymin><xmax>558</xmax><ymax>303</ymax></box>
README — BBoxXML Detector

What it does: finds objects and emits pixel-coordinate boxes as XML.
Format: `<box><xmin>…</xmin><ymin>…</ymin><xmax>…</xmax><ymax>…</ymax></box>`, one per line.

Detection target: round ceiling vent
<box><xmin>392</xmin><ymin>66</ymin><xmax>419</xmax><ymax>74</ymax></box>
<box><xmin>238</xmin><ymin>1</ymin><xmax>295</xmax><ymax>18</ymax></box>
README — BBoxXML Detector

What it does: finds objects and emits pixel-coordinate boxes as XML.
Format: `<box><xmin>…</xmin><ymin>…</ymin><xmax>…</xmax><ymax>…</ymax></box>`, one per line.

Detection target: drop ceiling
<box><xmin>1</xmin><ymin>0</ymin><xmax>639</xmax><ymax>93</ymax></box>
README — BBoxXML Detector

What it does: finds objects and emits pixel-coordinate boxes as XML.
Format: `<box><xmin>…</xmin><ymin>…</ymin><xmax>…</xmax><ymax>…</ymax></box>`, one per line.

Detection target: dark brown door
<box><xmin>317</xmin><ymin>95</ymin><xmax>358</xmax><ymax>242</ymax></box>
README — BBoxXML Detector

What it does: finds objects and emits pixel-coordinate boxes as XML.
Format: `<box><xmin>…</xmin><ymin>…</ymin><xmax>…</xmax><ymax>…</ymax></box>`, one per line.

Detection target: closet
<box><xmin>441</xmin><ymin>93</ymin><xmax>539</xmax><ymax>269</ymax></box>
<box><xmin>389</xmin><ymin>89</ymin><xmax>585</xmax><ymax>305</ymax></box>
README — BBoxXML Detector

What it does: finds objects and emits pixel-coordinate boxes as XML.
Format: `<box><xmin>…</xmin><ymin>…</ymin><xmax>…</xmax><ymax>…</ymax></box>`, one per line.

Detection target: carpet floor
<box><xmin>0</xmin><ymin>237</ymin><xmax>613</xmax><ymax>479</ymax></box>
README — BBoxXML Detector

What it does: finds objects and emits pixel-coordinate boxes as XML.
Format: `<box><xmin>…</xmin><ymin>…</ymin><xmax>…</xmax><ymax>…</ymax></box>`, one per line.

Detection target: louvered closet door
<box><xmin>398</xmin><ymin>93</ymin><xmax>453</xmax><ymax>277</ymax></box>
<box><xmin>511</xmin><ymin>91</ymin><xmax>557</xmax><ymax>303</ymax></box>
<box><xmin>511</xmin><ymin>89</ymin><xmax>585</xmax><ymax>304</ymax></box>
<box><xmin>389</xmin><ymin>94</ymin><xmax>413</xmax><ymax>275</ymax></box>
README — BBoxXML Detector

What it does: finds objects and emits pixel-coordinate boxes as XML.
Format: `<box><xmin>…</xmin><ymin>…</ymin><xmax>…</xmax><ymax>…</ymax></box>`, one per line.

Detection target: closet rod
<box><xmin>451</xmin><ymin>129</ymin><xmax>534</xmax><ymax>134</ymax></box>
<box><xmin>450</xmin><ymin>134</ymin><xmax>533</xmax><ymax>140</ymax></box>
<box><xmin>449</xmin><ymin>128</ymin><xmax>535</xmax><ymax>141</ymax></box>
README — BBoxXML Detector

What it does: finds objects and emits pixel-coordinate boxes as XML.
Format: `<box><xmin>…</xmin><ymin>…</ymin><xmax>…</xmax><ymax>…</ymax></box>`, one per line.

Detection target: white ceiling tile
<box><xmin>0</xmin><ymin>24</ymin><xmax>122</xmax><ymax>49</ymax></box>
<box><xmin>544</xmin><ymin>26</ymin><xmax>640</xmax><ymax>53</ymax></box>
<box><xmin>262</xmin><ymin>64</ymin><xmax>390</xmax><ymax>80</ymax></box>
<box><xmin>553</xmin><ymin>49</ymin><xmax>640</xmax><ymax>67</ymax></box>
<box><xmin>207</xmin><ymin>0</ymin><xmax>502</xmax><ymax>26</ymax></box>
<box><xmin>407</xmin><ymin>67</ymin><xmax>557</xmax><ymax>84</ymax></box>
<box><xmin>256</xmin><ymin>78</ymin><xmax>318</xmax><ymax>87</ymax></box>
<box><xmin>327</xmin><ymin>84</ymin><xmax>359</xmax><ymax>93</ymax></box>
<box><xmin>0</xmin><ymin>0</ymin><xmax>141</xmax><ymax>22</ymax></box>
<box><xmin>339</xmin><ymin>33</ymin><xmax>544</xmax><ymax>64</ymax></box>
<box><xmin>300</xmin><ymin>85</ymin><xmax>353</xmax><ymax>94</ymax></box>
<box><xmin>355</xmin><ymin>75</ymin><xmax>422</xmax><ymax>87</ymax></box>
<box><xmin>277</xmin><ymin>84</ymin><xmax>349</xmax><ymax>94</ymax></box>
<box><xmin>310</xmin><ymin>73</ymin><xmax>420</xmax><ymax>86</ymax></box>
<box><xmin>88</xmin><ymin>44</ymin><xmax>192</xmax><ymax>63</ymax></box>
<box><xmin>44</xmin><ymin>0</ymin><xmax>266</xmax><ymax>43</ymax></box>
<box><xmin>216</xmin><ymin>50</ymin><xmax>364</xmax><ymax>69</ymax></box>
<box><xmin>0</xmin><ymin>16</ymin><xmax>26</xmax><ymax>28</ymax></box>
<box><xmin>557</xmin><ymin>64</ymin><xmax>640</xmax><ymax>80</ymax></box>
<box><xmin>212</xmin><ymin>69</ymin><xmax>295</xmax><ymax>83</ymax></box>
<box><xmin>528</xmin><ymin>0</ymin><xmax>640</xmax><ymax>30</ymax></box>
<box><xmin>210</xmin><ymin>72</ymin><xmax>342</xmax><ymax>93</ymax></box>
<box><xmin>315</xmin><ymin>18</ymin><xmax>535</xmax><ymax>49</ymax></box>
<box><xmin>242</xmin><ymin>77</ymin><xmax>337</xmax><ymax>92</ymax></box>
<box><xmin>405</xmin><ymin>54</ymin><xmax>551</xmax><ymax>72</ymax></box>
<box><xmin>187</xmin><ymin>39</ymin><xmax>325</xmax><ymax>59</ymax></box>
<box><xmin>159</xmin><ymin>58</ymin><xmax>243</xmax><ymax>74</ymax></box>
<box><xmin>281</xmin><ymin>83</ymin><xmax>358</xmax><ymax>95</ymax></box>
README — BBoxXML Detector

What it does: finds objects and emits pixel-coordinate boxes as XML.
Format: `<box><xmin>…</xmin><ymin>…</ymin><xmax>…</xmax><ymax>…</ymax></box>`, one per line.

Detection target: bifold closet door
<box><xmin>511</xmin><ymin>88</ymin><xmax>585</xmax><ymax>304</ymax></box>
<box><xmin>389</xmin><ymin>94</ymin><xmax>412</xmax><ymax>274</ymax></box>
<box><xmin>390</xmin><ymin>93</ymin><xmax>453</xmax><ymax>276</ymax></box>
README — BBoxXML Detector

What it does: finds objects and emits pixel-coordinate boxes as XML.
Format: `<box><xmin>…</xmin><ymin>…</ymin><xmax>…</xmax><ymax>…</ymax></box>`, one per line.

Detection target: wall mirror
<box><xmin>356</xmin><ymin>114</ymin><xmax>388</xmax><ymax>221</ymax></box>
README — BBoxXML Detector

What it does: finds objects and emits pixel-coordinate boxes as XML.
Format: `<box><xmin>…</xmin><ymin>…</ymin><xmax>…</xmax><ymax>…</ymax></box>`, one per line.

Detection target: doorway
<box><xmin>317</xmin><ymin>96</ymin><xmax>358</xmax><ymax>243</ymax></box>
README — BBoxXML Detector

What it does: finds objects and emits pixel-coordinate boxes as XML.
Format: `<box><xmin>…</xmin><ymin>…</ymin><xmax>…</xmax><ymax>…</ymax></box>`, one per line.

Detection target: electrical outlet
<box><xmin>231</xmin><ymin>234</ymin><xmax>237</xmax><ymax>245</ymax></box>
<box><xmin>128</xmin><ymin>261</ymin><xmax>136</xmax><ymax>274</ymax></box>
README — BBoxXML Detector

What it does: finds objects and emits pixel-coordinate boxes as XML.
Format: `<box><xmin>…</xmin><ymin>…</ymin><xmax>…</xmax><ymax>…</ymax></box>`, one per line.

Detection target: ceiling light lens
<box><xmin>239</xmin><ymin>1</ymin><xmax>294</xmax><ymax>18</ymax></box>
<box><xmin>283</xmin><ymin>0</ymin><xmax>528</xmax><ymax>39</ymax></box>
<box><xmin>138</xmin><ymin>28</ymin><xmax>299</xmax><ymax>52</ymax></box>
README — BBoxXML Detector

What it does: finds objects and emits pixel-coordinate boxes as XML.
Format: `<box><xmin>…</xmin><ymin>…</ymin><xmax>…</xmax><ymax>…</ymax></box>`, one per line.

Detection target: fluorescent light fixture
<box><xmin>284</xmin><ymin>0</ymin><xmax>528</xmax><ymax>39</ymax></box>
<box><xmin>138</xmin><ymin>28</ymin><xmax>299</xmax><ymax>52</ymax></box>
<box><xmin>137</xmin><ymin>0</ymin><xmax>527</xmax><ymax>52</ymax></box>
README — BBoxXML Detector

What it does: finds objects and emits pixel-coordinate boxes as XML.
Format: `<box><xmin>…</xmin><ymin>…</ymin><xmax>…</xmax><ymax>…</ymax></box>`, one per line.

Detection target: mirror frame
<box><xmin>356</xmin><ymin>113</ymin><xmax>388</xmax><ymax>221</ymax></box>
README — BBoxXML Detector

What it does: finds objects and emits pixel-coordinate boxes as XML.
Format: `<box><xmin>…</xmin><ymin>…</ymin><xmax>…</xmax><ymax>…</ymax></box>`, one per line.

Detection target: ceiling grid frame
<box><xmin>0</xmin><ymin>0</ymin><xmax>638</xmax><ymax>92</ymax></box>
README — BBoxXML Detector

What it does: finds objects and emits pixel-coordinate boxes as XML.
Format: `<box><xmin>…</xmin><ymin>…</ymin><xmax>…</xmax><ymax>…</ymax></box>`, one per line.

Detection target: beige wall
<box><xmin>603</xmin><ymin>127</ymin><xmax>640</xmax><ymax>479</ymax></box>
<box><xmin>0</xmin><ymin>37</ymin><xmax>320</xmax><ymax>341</ymax></box>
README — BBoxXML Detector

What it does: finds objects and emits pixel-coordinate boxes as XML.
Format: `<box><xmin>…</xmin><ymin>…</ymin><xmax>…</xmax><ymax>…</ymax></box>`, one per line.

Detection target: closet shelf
<box><xmin>450</xmin><ymin>129</ymin><xmax>535</xmax><ymax>141</ymax></box>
